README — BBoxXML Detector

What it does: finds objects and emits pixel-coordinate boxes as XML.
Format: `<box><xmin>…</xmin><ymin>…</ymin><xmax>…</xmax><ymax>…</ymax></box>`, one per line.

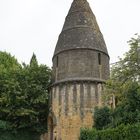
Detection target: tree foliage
<box><xmin>98</xmin><ymin>35</ymin><xmax>140</xmax><ymax>128</ymax></box>
<box><xmin>89</xmin><ymin>82</ymin><xmax>140</xmax><ymax>139</ymax></box>
<box><xmin>111</xmin><ymin>82</ymin><xmax>140</xmax><ymax>127</ymax></box>
<box><xmin>104</xmin><ymin>35</ymin><xmax>140</xmax><ymax>105</ymax></box>
<box><xmin>93</xmin><ymin>107</ymin><xmax>112</xmax><ymax>130</ymax></box>
<box><xmin>80</xmin><ymin>123</ymin><xmax>140</xmax><ymax>140</ymax></box>
<box><xmin>0</xmin><ymin>52</ymin><xmax>51</xmax><ymax>134</ymax></box>
<box><xmin>0</xmin><ymin>51</ymin><xmax>21</xmax><ymax>73</ymax></box>
<box><xmin>111</xmin><ymin>34</ymin><xmax>140</xmax><ymax>83</ymax></box>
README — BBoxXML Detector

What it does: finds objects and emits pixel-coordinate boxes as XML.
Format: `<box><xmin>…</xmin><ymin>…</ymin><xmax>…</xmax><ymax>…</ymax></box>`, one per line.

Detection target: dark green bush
<box><xmin>94</xmin><ymin>106</ymin><xmax>112</xmax><ymax>130</ymax></box>
<box><xmin>80</xmin><ymin>123</ymin><xmax>140</xmax><ymax>140</ymax></box>
<box><xmin>0</xmin><ymin>129</ymin><xmax>40</xmax><ymax>140</ymax></box>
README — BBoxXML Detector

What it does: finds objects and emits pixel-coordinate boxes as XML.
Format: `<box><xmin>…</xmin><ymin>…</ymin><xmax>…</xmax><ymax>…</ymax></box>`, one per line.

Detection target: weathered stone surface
<box><xmin>48</xmin><ymin>0</ymin><xmax>110</xmax><ymax>140</ymax></box>
<box><xmin>53</xmin><ymin>50</ymin><xmax>109</xmax><ymax>82</ymax></box>
<box><xmin>54</xmin><ymin>0</ymin><xmax>109</xmax><ymax>56</ymax></box>
<box><xmin>50</xmin><ymin>83</ymin><xmax>99</xmax><ymax>140</ymax></box>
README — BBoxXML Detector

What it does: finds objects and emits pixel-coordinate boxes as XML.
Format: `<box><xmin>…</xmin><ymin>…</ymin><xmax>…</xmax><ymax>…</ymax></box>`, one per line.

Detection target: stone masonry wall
<box><xmin>53</xmin><ymin>49</ymin><xmax>110</xmax><ymax>83</ymax></box>
<box><xmin>49</xmin><ymin>82</ymin><xmax>103</xmax><ymax>140</ymax></box>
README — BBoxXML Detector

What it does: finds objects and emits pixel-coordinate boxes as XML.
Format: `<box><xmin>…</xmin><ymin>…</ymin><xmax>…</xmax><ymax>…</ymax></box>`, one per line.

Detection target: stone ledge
<box><xmin>51</xmin><ymin>77</ymin><xmax>105</xmax><ymax>87</ymax></box>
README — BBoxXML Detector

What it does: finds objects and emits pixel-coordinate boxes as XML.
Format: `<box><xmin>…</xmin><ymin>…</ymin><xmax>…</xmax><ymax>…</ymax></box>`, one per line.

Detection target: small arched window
<box><xmin>98</xmin><ymin>53</ymin><xmax>101</xmax><ymax>65</ymax></box>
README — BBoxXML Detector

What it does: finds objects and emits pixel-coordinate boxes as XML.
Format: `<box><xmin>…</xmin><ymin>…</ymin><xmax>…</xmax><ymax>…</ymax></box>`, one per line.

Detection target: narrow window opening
<box><xmin>56</xmin><ymin>56</ymin><xmax>59</xmax><ymax>67</ymax></box>
<box><xmin>98</xmin><ymin>53</ymin><xmax>101</xmax><ymax>65</ymax></box>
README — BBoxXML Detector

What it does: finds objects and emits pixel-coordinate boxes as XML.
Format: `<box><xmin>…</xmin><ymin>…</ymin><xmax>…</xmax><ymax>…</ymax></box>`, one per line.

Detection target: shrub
<box><xmin>0</xmin><ymin>129</ymin><xmax>40</xmax><ymax>140</ymax></box>
<box><xmin>94</xmin><ymin>107</ymin><xmax>112</xmax><ymax>130</ymax></box>
<box><xmin>80</xmin><ymin>123</ymin><xmax>140</xmax><ymax>140</ymax></box>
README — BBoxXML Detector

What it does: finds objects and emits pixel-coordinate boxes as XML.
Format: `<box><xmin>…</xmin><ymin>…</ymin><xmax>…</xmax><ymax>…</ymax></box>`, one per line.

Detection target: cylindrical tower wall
<box><xmin>51</xmin><ymin>82</ymin><xmax>103</xmax><ymax>140</ymax></box>
<box><xmin>52</xmin><ymin>49</ymin><xmax>109</xmax><ymax>82</ymax></box>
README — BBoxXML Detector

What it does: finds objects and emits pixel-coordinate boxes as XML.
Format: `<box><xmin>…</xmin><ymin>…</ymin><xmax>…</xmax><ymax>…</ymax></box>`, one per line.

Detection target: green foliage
<box><xmin>30</xmin><ymin>53</ymin><xmax>38</xmax><ymax>67</ymax></box>
<box><xmin>96</xmin><ymin>82</ymin><xmax>140</xmax><ymax>128</ymax></box>
<box><xmin>104</xmin><ymin>35</ymin><xmax>140</xmax><ymax>105</ymax></box>
<box><xmin>0</xmin><ymin>51</ymin><xmax>21</xmax><ymax>73</ymax></box>
<box><xmin>80</xmin><ymin>123</ymin><xmax>140</xmax><ymax>140</ymax></box>
<box><xmin>0</xmin><ymin>130</ymin><xmax>40</xmax><ymax>140</ymax></box>
<box><xmin>111</xmin><ymin>82</ymin><xmax>140</xmax><ymax>127</ymax></box>
<box><xmin>111</xmin><ymin>35</ymin><xmax>140</xmax><ymax>83</ymax></box>
<box><xmin>0</xmin><ymin>52</ymin><xmax>51</xmax><ymax>134</ymax></box>
<box><xmin>94</xmin><ymin>107</ymin><xmax>112</xmax><ymax>130</ymax></box>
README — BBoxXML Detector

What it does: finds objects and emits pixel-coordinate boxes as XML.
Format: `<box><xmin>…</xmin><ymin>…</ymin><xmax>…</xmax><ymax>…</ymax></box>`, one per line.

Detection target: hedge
<box><xmin>0</xmin><ymin>130</ymin><xmax>40</xmax><ymax>140</ymax></box>
<box><xmin>80</xmin><ymin>123</ymin><xmax>140</xmax><ymax>140</ymax></box>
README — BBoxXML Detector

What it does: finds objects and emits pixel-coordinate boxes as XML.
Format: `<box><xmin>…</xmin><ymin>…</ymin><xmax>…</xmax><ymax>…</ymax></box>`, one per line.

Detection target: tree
<box><xmin>111</xmin><ymin>34</ymin><xmax>140</xmax><ymax>84</ymax></box>
<box><xmin>93</xmin><ymin>107</ymin><xmax>112</xmax><ymax>130</ymax></box>
<box><xmin>112</xmin><ymin>82</ymin><xmax>140</xmax><ymax>127</ymax></box>
<box><xmin>101</xmin><ymin>35</ymin><xmax>140</xmax><ymax>127</ymax></box>
<box><xmin>104</xmin><ymin>35</ymin><xmax>140</xmax><ymax>106</ymax></box>
<box><xmin>93</xmin><ymin>82</ymin><xmax>140</xmax><ymax>129</ymax></box>
<box><xmin>17</xmin><ymin>54</ymin><xmax>51</xmax><ymax>133</ymax></box>
<box><xmin>30</xmin><ymin>53</ymin><xmax>38</xmax><ymax>67</ymax></box>
<box><xmin>0</xmin><ymin>52</ymin><xmax>51</xmax><ymax>134</ymax></box>
<box><xmin>0</xmin><ymin>51</ymin><xmax>21</xmax><ymax>73</ymax></box>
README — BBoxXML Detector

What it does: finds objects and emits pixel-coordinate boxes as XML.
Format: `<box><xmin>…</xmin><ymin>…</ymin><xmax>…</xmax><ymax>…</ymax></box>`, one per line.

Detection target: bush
<box><xmin>80</xmin><ymin>123</ymin><xmax>140</xmax><ymax>140</ymax></box>
<box><xmin>94</xmin><ymin>107</ymin><xmax>112</xmax><ymax>130</ymax></box>
<box><xmin>0</xmin><ymin>129</ymin><xmax>40</xmax><ymax>140</ymax></box>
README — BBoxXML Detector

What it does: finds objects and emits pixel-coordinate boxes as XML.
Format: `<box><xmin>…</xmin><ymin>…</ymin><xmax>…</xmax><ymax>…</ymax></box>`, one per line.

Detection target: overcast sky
<box><xmin>0</xmin><ymin>0</ymin><xmax>140</xmax><ymax>67</ymax></box>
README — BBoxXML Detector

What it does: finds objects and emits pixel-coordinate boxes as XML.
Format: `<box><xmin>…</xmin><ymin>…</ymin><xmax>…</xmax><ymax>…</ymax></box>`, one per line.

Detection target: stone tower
<box><xmin>48</xmin><ymin>0</ymin><xmax>110</xmax><ymax>140</ymax></box>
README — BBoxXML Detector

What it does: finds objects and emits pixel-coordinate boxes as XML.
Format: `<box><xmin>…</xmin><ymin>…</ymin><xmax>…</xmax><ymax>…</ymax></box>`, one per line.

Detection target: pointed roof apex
<box><xmin>62</xmin><ymin>0</ymin><xmax>94</xmax><ymax>32</ymax></box>
<box><xmin>68</xmin><ymin>0</ymin><xmax>92</xmax><ymax>14</ymax></box>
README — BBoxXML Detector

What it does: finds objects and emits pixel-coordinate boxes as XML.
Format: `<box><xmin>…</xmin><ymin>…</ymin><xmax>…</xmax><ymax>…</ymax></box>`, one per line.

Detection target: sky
<box><xmin>0</xmin><ymin>0</ymin><xmax>140</xmax><ymax>67</ymax></box>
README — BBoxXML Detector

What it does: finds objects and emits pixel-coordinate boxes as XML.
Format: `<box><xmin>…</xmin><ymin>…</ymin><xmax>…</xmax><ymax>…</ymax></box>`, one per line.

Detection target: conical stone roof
<box><xmin>54</xmin><ymin>0</ymin><xmax>109</xmax><ymax>57</ymax></box>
